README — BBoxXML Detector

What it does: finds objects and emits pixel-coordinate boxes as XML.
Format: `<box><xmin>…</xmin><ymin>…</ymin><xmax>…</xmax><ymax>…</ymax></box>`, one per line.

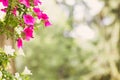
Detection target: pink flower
<box><xmin>17</xmin><ymin>38</ymin><xmax>23</xmax><ymax>48</ymax></box>
<box><xmin>12</xmin><ymin>7</ymin><xmax>17</xmax><ymax>16</ymax></box>
<box><xmin>0</xmin><ymin>0</ymin><xmax>9</xmax><ymax>7</ymax></box>
<box><xmin>23</xmin><ymin>14</ymin><xmax>35</xmax><ymax>25</ymax></box>
<box><xmin>33</xmin><ymin>7</ymin><xmax>41</xmax><ymax>13</ymax></box>
<box><xmin>33</xmin><ymin>7</ymin><xmax>42</xmax><ymax>19</ymax></box>
<box><xmin>19</xmin><ymin>0</ymin><xmax>30</xmax><ymax>8</ymax></box>
<box><xmin>34</xmin><ymin>0</ymin><xmax>42</xmax><ymax>6</ymax></box>
<box><xmin>41</xmin><ymin>13</ymin><xmax>49</xmax><ymax>20</ymax></box>
<box><xmin>33</xmin><ymin>8</ymin><xmax>50</xmax><ymax>22</ymax></box>
<box><xmin>40</xmin><ymin>13</ymin><xmax>52</xmax><ymax>27</ymax></box>
<box><xmin>1</xmin><ymin>8</ymin><xmax>7</xmax><ymax>12</ymax></box>
<box><xmin>44</xmin><ymin>20</ymin><xmax>51</xmax><ymax>27</ymax></box>
<box><xmin>23</xmin><ymin>26</ymin><xmax>34</xmax><ymax>41</ymax></box>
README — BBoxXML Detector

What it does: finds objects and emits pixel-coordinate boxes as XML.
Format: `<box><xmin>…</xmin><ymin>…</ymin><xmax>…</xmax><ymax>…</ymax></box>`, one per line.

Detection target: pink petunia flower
<box><xmin>0</xmin><ymin>0</ymin><xmax>9</xmax><ymax>7</ymax></box>
<box><xmin>23</xmin><ymin>26</ymin><xmax>34</xmax><ymax>41</ymax></box>
<box><xmin>44</xmin><ymin>20</ymin><xmax>51</xmax><ymax>27</ymax></box>
<box><xmin>12</xmin><ymin>7</ymin><xmax>17</xmax><ymax>16</ymax></box>
<box><xmin>19</xmin><ymin>0</ymin><xmax>30</xmax><ymax>8</ymax></box>
<box><xmin>41</xmin><ymin>13</ymin><xmax>49</xmax><ymax>20</ymax></box>
<box><xmin>1</xmin><ymin>8</ymin><xmax>7</xmax><ymax>12</ymax></box>
<box><xmin>33</xmin><ymin>0</ymin><xmax>42</xmax><ymax>6</ymax></box>
<box><xmin>33</xmin><ymin>7</ymin><xmax>42</xmax><ymax>19</ymax></box>
<box><xmin>40</xmin><ymin>13</ymin><xmax>52</xmax><ymax>27</ymax></box>
<box><xmin>17</xmin><ymin>38</ymin><xmax>23</xmax><ymax>48</ymax></box>
<box><xmin>23</xmin><ymin>14</ymin><xmax>35</xmax><ymax>25</ymax></box>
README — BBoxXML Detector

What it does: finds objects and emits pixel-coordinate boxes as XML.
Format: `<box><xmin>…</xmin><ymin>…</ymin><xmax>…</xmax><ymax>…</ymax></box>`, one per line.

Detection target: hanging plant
<box><xmin>0</xmin><ymin>0</ymin><xmax>51</xmax><ymax>79</ymax></box>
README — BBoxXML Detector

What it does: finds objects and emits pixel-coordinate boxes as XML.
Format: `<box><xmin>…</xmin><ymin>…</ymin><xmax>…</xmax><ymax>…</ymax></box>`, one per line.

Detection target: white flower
<box><xmin>22</xmin><ymin>66</ymin><xmax>32</xmax><ymax>75</ymax></box>
<box><xmin>4</xmin><ymin>45</ymin><xmax>15</xmax><ymax>56</ymax></box>
<box><xmin>0</xmin><ymin>71</ymin><xmax>2</xmax><ymax>78</ymax></box>
<box><xmin>15</xmin><ymin>72</ymin><xmax>22</xmax><ymax>80</ymax></box>
<box><xmin>18</xmin><ymin>48</ymin><xmax>25</xmax><ymax>56</ymax></box>
<box><xmin>15</xmin><ymin>72</ymin><xmax>20</xmax><ymax>78</ymax></box>
<box><xmin>15</xmin><ymin>27</ymin><xmax>23</xmax><ymax>35</ymax></box>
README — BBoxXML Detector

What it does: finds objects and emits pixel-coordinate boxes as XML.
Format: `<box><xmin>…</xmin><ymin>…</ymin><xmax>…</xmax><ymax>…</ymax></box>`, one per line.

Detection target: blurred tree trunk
<box><xmin>0</xmin><ymin>34</ymin><xmax>16</xmax><ymax>74</ymax></box>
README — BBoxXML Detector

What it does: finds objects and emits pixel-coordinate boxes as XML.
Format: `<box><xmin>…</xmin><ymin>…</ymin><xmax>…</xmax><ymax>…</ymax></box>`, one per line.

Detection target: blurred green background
<box><xmin>16</xmin><ymin>0</ymin><xmax>120</xmax><ymax>80</ymax></box>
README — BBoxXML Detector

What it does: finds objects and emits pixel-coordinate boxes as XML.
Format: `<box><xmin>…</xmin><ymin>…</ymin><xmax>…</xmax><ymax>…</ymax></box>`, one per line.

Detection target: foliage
<box><xmin>0</xmin><ymin>0</ymin><xmax>51</xmax><ymax>80</ymax></box>
<box><xmin>0</xmin><ymin>48</ymin><xmax>31</xmax><ymax>80</ymax></box>
<box><xmin>0</xmin><ymin>0</ymin><xmax>51</xmax><ymax>48</ymax></box>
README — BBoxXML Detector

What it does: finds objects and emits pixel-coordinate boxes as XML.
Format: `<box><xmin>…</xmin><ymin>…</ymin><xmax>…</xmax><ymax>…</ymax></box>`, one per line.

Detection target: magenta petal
<box><xmin>19</xmin><ymin>0</ymin><xmax>30</xmax><ymax>8</ymax></box>
<box><xmin>12</xmin><ymin>7</ymin><xmax>17</xmax><ymax>16</ymax></box>
<box><xmin>23</xmin><ymin>26</ymin><xmax>34</xmax><ymax>41</ymax></box>
<box><xmin>33</xmin><ymin>7</ymin><xmax>41</xmax><ymax>13</ymax></box>
<box><xmin>1</xmin><ymin>0</ymin><xmax>9</xmax><ymax>7</ymax></box>
<box><xmin>33</xmin><ymin>8</ymin><xmax>42</xmax><ymax>19</ymax></box>
<box><xmin>17</xmin><ymin>38</ymin><xmax>23</xmax><ymax>48</ymax></box>
<box><xmin>42</xmin><ymin>13</ymin><xmax>49</xmax><ymax>20</ymax></box>
<box><xmin>1</xmin><ymin>8</ymin><xmax>7</xmax><ymax>12</ymax></box>
<box><xmin>37</xmin><ymin>13</ymin><xmax>42</xmax><ymax>19</ymax></box>
<box><xmin>34</xmin><ymin>0</ymin><xmax>42</xmax><ymax>6</ymax></box>
<box><xmin>45</xmin><ymin>20</ymin><xmax>51</xmax><ymax>27</ymax></box>
<box><xmin>23</xmin><ymin>14</ymin><xmax>35</xmax><ymax>25</ymax></box>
